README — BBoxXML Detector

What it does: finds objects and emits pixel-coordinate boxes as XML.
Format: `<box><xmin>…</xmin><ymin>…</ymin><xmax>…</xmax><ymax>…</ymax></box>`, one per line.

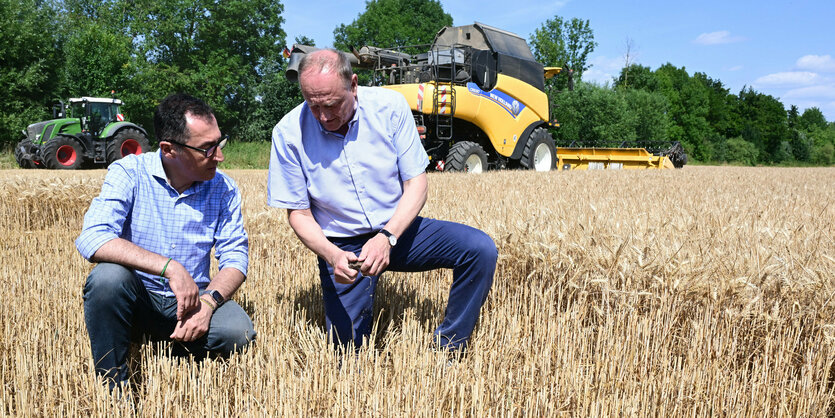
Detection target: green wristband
<box><xmin>160</xmin><ymin>257</ymin><xmax>172</xmax><ymax>278</ymax></box>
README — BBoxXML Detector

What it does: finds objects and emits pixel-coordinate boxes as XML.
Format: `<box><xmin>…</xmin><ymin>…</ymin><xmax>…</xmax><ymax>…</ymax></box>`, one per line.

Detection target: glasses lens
<box><xmin>206</xmin><ymin>136</ymin><xmax>228</xmax><ymax>158</ymax></box>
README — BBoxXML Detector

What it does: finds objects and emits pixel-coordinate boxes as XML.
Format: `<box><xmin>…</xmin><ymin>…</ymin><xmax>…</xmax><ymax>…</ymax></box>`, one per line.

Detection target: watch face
<box><xmin>210</xmin><ymin>290</ymin><xmax>223</xmax><ymax>304</ymax></box>
<box><xmin>388</xmin><ymin>235</ymin><xmax>397</xmax><ymax>246</ymax></box>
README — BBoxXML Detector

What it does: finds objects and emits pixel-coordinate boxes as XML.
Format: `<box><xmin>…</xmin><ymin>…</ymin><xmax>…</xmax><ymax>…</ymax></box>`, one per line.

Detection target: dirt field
<box><xmin>1</xmin><ymin>166</ymin><xmax>833</xmax><ymax>416</ymax></box>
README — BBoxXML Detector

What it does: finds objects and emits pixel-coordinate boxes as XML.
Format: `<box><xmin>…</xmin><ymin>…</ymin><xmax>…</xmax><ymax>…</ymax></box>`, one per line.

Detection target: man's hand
<box><xmin>357</xmin><ymin>233</ymin><xmax>391</xmax><ymax>277</ymax></box>
<box><xmin>330</xmin><ymin>250</ymin><xmax>362</xmax><ymax>284</ymax></box>
<box><xmin>170</xmin><ymin>295</ymin><xmax>213</xmax><ymax>342</ymax></box>
<box><xmin>165</xmin><ymin>260</ymin><xmax>199</xmax><ymax>321</ymax></box>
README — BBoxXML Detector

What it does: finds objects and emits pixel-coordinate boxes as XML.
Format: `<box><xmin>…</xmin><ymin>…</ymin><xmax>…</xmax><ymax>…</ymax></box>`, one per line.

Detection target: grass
<box><xmin>0</xmin><ymin>165</ymin><xmax>834</xmax><ymax>416</ymax></box>
<box><xmin>0</xmin><ymin>140</ymin><xmax>272</xmax><ymax>170</ymax></box>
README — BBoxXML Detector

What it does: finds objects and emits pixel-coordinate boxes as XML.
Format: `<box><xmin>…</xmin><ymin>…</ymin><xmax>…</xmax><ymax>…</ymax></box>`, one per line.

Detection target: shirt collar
<box><xmin>150</xmin><ymin>149</ymin><xmax>204</xmax><ymax>195</ymax></box>
<box><xmin>150</xmin><ymin>149</ymin><xmax>168</xmax><ymax>181</ymax></box>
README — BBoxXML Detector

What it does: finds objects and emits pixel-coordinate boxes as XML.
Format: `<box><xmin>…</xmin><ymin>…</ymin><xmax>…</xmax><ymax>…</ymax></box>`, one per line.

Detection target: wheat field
<box><xmin>0</xmin><ymin>166</ymin><xmax>833</xmax><ymax>416</ymax></box>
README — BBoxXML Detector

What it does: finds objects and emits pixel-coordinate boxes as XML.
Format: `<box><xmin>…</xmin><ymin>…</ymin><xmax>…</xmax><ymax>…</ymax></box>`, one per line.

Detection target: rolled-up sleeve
<box><xmin>391</xmin><ymin>94</ymin><xmax>430</xmax><ymax>181</ymax></box>
<box><xmin>75</xmin><ymin>163</ymin><xmax>136</xmax><ymax>260</ymax></box>
<box><xmin>267</xmin><ymin>113</ymin><xmax>310</xmax><ymax>210</ymax></box>
<box><xmin>214</xmin><ymin>181</ymin><xmax>249</xmax><ymax>277</ymax></box>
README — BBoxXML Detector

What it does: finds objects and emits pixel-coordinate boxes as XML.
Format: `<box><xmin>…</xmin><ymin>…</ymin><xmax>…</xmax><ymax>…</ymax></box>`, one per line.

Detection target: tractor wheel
<box><xmin>43</xmin><ymin>135</ymin><xmax>85</xmax><ymax>170</ymax></box>
<box><xmin>445</xmin><ymin>141</ymin><xmax>488</xmax><ymax>173</ymax></box>
<box><xmin>520</xmin><ymin>127</ymin><xmax>556</xmax><ymax>171</ymax></box>
<box><xmin>107</xmin><ymin>128</ymin><xmax>151</xmax><ymax>164</ymax></box>
<box><xmin>14</xmin><ymin>139</ymin><xmax>38</xmax><ymax>169</ymax></box>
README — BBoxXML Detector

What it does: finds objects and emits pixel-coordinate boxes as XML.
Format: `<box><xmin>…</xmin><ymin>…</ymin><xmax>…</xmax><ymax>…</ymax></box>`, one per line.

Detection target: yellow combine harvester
<box><xmin>287</xmin><ymin>23</ymin><xmax>687</xmax><ymax>172</ymax></box>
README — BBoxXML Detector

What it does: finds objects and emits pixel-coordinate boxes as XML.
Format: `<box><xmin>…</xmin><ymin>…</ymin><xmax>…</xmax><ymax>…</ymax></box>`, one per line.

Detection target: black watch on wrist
<box><xmin>380</xmin><ymin>228</ymin><xmax>397</xmax><ymax>247</ymax></box>
<box><xmin>208</xmin><ymin>289</ymin><xmax>224</xmax><ymax>306</ymax></box>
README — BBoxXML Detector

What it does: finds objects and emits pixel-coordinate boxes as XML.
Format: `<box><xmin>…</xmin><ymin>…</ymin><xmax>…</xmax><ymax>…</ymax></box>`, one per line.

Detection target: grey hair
<box><xmin>298</xmin><ymin>48</ymin><xmax>353</xmax><ymax>90</ymax></box>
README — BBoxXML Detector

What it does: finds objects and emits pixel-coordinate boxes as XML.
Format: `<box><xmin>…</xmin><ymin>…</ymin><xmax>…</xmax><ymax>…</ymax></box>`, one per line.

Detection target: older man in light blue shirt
<box><xmin>268</xmin><ymin>49</ymin><xmax>497</xmax><ymax>352</ymax></box>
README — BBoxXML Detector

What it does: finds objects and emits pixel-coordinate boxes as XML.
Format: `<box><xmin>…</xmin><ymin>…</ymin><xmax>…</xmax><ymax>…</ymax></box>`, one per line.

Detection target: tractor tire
<box><xmin>43</xmin><ymin>135</ymin><xmax>85</xmax><ymax>170</ymax></box>
<box><xmin>445</xmin><ymin>141</ymin><xmax>488</xmax><ymax>173</ymax></box>
<box><xmin>107</xmin><ymin>128</ymin><xmax>151</xmax><ymax>164</ymax></box>
<box><xmin>14</xmin><ymin>139</ymin><xmax>38</xmax><ymax>169</ymax></box>
<box><xmin>520</xmin><ymin>127</ymin><xmax>556</xmax><ymax>171</ymax></box>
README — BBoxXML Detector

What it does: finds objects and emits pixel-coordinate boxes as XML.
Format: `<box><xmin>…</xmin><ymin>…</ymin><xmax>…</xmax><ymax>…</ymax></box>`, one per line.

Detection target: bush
<box><xmin>726</xmin><ymin>136</ymin><xmax>759</xmax><ymax>165</ymax></box>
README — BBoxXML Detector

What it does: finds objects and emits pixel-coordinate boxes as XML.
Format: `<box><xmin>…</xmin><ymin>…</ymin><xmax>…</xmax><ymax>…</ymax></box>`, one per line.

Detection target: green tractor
<box><xmin>15</xmin><ymin>97</ymin><xmax>151</xmax><ymax>169</ymax></box>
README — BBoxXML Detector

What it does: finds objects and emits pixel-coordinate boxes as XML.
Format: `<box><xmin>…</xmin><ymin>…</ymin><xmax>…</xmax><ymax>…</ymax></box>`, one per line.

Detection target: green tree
<box><xmin>799</xmin><ymin>107</ymin><xmax>828</xmax><ymax>131</ymax></box>
<box><xmin>787</xmin><ymin>105</ymin><xmax>800</xmax><ymax>129</ymax></box>
<box><xmin>530</xmin><ymin>16</ymin><xmax>596</xmax><ymax>91</ymax></box>
<box><xmin>735</xmin><ymin>87</ymin><xmax>791</xmax><ymax>163</ymax></box>
<box><xmin>123</xmin><ymin>0</ymin><xmax>287</xmax><ymax>140</ymax></box>
<box><xmin>552</xmin><ymin>82</ymin><xmax>636</xmax><ymax>146</ymax></box>
<box><xmin>654</xmin><ymin>64</ymin><xmax>711</xmax><ymax>161</ymax></box>
<box><xmin>61</xmin><ymin>20</ymin><xmax>133</xmax><ymax>98</ymax></box>
<box><xmin>789</xmin><ymin>128</ymin><xmax>812</xmax><ymax>162</ymax></box>
<box><xmin>624</xmin><ymin>88</ymin><xmax>670</xmax><ymax>144</ymax></box>
<box><xmin>333</xmin><ymin>0</ymin><xmax>451</xmax><ymax>52</ymax></box>
<box><xmin>0</xmin><ymin>0</ymin><xmax>62</xmax><ymax>146</ymax></box>
<box><xmin>614</xmin><ymin>64</ymin><xmax>657</xmax><ymax>91</ymax></box>
<box><xmin>725</xmin><ymin>136</ymin><xmax>759</xmax><ymax>165</ymax></box>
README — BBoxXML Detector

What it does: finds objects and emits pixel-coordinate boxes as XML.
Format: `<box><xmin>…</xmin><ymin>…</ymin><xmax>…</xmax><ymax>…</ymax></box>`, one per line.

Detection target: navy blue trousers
<box><xmin>82</xmin><ymin>263</ymin><xmax>256</xmax><ymax>388</ymax></box>
<box><xmin>318</xmin><ymin>217</ymin><xmax>497</xmax><ymax>351</ymax></box>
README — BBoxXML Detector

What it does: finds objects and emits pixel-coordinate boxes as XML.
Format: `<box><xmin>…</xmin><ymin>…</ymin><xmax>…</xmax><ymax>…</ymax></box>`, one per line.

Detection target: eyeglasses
<box><xmin>170</xmin><ymin>135</ymin><xmax>228</xmax><ymax>158</ymax></box>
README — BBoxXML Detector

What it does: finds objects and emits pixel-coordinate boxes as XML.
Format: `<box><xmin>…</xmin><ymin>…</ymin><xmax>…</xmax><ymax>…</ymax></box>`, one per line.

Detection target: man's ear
<box><xmin>159</xmin><ymin>141</ymin><xmax>176</xmax><ymax>158</ymax></box>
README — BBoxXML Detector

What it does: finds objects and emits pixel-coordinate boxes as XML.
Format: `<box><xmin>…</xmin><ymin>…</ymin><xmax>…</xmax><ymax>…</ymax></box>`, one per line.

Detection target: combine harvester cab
<box><xmin>286</xmin><ymin>22</ymin><xmax>686</xmax><ymax>172</ymax></box>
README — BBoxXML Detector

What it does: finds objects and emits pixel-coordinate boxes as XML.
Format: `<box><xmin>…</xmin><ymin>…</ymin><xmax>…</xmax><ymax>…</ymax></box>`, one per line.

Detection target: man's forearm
<box><xmin>90</xmin><ymin>237</ymin><xmax>172</xmax><ymax>277</ymax></box>
<box><xmin>287</xmin><ymin>208</ymin><xmax>343</xmax><ymax>264</ymax></box>
<box><xmin>383</xmin><ymin>173</ymin><xmax>428</xmax><ymax>237</ymax></box>
<box><xmin>207</xmin><ymin>267</ymin><xmax>245</xmax><ymax>301</ymax></box>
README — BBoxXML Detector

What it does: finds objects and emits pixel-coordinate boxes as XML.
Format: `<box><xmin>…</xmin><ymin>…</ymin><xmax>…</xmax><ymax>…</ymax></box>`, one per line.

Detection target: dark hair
<box><xmin>298</xmin><ymin>49</ymin><xmax>353</xmax><ymax>90</ymax></box>
<box><xmin>154</xmin><ymin>93</ymin><xmax>214</xmax><ymax>145</ymax></box>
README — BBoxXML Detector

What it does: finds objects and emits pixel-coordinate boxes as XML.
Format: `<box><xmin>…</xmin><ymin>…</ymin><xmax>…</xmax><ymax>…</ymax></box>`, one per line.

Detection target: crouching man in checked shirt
<box><xmin>267</xmin><ymin>49</ymin><xmax>497</xmax><ymax>353</ymax></box>
<box><xmin>76</xmin><ymin>93</ymin><xmax>255</xmax><ymax>389</ymax></box>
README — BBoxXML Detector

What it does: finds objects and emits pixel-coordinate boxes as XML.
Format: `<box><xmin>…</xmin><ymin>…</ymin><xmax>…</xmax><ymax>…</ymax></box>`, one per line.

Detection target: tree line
<box><xmin>2</xmin><ymin>0</ymin><xmax>833</xmax><ymax>165</ymax></box>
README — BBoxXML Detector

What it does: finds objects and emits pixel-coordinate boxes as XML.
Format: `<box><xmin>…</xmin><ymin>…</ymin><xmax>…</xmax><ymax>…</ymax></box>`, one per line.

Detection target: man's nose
<box><xmin>213</xmin><ymin>146</ymin><xmax>225</xmax><ymax>162</ymax></box>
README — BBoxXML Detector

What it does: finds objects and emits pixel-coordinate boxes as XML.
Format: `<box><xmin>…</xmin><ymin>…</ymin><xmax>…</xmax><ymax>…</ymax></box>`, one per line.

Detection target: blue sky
<box><xmin>283</xmin><ymin>0</ymin><xmax>835</xmax><ymax>121</ymax></box>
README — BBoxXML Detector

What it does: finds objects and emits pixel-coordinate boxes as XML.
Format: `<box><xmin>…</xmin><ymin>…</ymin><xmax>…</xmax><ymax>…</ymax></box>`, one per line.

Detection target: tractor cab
<box><xmin>67</xmin><ymin>97</ymin><xmax>124</xmax><ymax>137</ymax></box>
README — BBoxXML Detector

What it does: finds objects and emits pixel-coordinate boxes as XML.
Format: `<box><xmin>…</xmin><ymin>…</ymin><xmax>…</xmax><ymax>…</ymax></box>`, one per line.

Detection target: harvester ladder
<box><xmin>431</xmin><ymin>46</ymin><xmax>457</xmax><ymax>140</ymax></box>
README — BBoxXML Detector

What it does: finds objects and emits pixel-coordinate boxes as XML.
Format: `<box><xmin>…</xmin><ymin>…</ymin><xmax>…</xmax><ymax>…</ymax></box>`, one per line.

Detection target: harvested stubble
<box><xmin>1</xmin><ymin>166</ymin><xmax>834</xmax><ymax>416</ymax></box>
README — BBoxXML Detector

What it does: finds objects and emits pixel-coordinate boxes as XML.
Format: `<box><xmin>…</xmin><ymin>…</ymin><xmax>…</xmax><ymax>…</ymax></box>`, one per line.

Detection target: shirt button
<box><xmin>171</xmin><ymin>244</ymin><xmax>176</xmax><ymax>249</ymax></box>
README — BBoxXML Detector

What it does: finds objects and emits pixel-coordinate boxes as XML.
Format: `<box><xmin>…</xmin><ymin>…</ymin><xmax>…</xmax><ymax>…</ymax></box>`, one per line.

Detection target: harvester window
<box><xmin>472</xmin><ymin>50</ymin><xmax>497</xmax><ymax>90</ymax></box>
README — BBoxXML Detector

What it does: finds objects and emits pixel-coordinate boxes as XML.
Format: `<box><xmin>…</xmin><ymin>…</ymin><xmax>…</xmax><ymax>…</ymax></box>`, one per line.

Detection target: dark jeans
<box><xmin>82</xmin><ymin>263</ymin><xmax>256</xmax><ymax>388</ymax></box>
<box><xmin>318</xmin><ymin>217</ymin><xmax>497</xmax><ymax>351</ymax></box>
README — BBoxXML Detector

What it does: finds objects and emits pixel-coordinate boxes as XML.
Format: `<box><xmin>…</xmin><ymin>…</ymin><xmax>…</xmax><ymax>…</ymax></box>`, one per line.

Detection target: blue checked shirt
<box><xmin>76</xmin><ymin>151</ymin><xmax>248</xmax><ymax>296</ymax></box>
<box><xmin>267</xmin><ymin>86</ymin><xmax>429</xmax><ymax>237</ymax></box>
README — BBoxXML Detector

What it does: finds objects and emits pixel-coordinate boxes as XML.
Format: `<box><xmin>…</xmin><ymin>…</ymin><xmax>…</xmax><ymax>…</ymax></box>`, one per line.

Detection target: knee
<box><xmin>467</xmin><ymin>230</ymin><xmax>498</xmax><ymax>264</ymax></box>
<box><xmin>212</xmin><ymin>317</ymin><xmax>256</xmax><ymax>354</ymax></box>
<box><xmin>83</xmin><ymin>263</ymin><xmax>136</xmax><ymax>301</ymax></box>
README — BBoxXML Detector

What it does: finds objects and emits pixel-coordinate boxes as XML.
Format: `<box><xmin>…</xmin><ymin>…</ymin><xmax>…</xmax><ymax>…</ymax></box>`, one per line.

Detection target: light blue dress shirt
<box><xmin>76</xmin><ymin>151</ymin><xmax>249</xmax><ymax>296</ymax></box>
<box><xmin>267</xmin><ymin>86</ymin><xmax>430</xmax><ymax>237</ymax></box>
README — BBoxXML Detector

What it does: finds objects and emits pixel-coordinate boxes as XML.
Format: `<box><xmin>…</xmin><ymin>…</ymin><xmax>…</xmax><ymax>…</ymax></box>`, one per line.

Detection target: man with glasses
<box><xmin>76</xmin><ymin>93</ymin><xmax>254</xmax><ymax>390</ymax></box>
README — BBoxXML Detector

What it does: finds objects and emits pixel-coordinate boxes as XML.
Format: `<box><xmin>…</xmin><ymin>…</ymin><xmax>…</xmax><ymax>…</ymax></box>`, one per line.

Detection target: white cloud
<box><xmin>728</xmin><ymin>65</ymin><xmax>743</xmax><ymax>71</ymax></box>
<box><xmin>783</xmin><ymin>84</ymin><xmax>835</xmax><ymax>100</ymax></box>
<box><xmin>754</xmin><ymin>71</ymin><xmax>820</xmax><ymax>86</ymax></box>
<box><xmin>582</xmin><ymin>68</ymin><xmax>616</xmax><ymax>86</ymax></box>
<box><xmin>589</xmin><ymin>55</ymin><xmax>624</xmax><ymax>72</ymax></box>
<box><xmin>577</xmin><ymin>55</ymin><xmax>624</xmax><ymax>85</ymax></box>
<box><xmin>796</xmin><ymin>55</ymin><xmax>835</xmax><ymax>73</ymax></box>
<box><xmin>693</xmin><ymin>31</ymin><xmax>745</xmax><ymax>45</ymax></box>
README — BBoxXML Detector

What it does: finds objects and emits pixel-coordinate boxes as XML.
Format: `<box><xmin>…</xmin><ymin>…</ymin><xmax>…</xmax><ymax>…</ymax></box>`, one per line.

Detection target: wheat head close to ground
<box><xmin>0</xmin><ymin>166</ymin><xmax>833</xmax><ymax>416</ymax></box>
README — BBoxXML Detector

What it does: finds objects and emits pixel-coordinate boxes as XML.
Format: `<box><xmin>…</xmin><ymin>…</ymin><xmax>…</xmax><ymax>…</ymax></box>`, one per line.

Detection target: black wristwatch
<box><xmin>208</xmin><ymin>289</ymin><xmax>224</xmax><ymax>306</ymax></box>
<box><xmin>379</xmin><ymin>228</ymin><xmax>397</xmax><ymax>247</ymax></box>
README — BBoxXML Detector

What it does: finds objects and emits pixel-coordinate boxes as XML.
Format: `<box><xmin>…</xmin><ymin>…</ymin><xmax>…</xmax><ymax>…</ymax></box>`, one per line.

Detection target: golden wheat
<box><xmin>0</xmin><ymin>166</ymin><xmax>833</xmax><ymax>416</ymax></box>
